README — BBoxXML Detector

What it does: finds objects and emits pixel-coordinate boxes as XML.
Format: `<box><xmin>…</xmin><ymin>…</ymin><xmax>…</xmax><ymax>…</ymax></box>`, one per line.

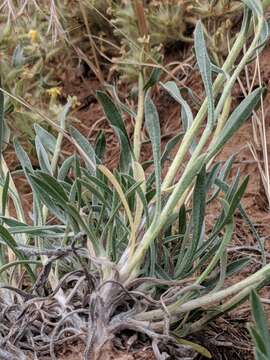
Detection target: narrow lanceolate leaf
<box><xmin>35</xmin><ymin>136</ymin><xmax>52</xmax><ymax>175</ymax></box>
<box><xmin>248</xmin><ymin>326</ymin><xmax>267</xmax><ymax>357</ymax></box>
<box><xmin>96</xmin><ymin>91</ymin><xmax>129</xmax><ymax>139</ymax></box>
<box><xmin>209</xmin><ymin>176</ymin><xmax>249</xmax><ymax>242</ymax></box>
<box><xmin>14</xmin><ymin>138</ymin><xmax>33</xmax><ymax>172</ymax></box>
<box><xmin>70</xmin><ymin>126</ymin><xmax>96</xmax><ymax>174</ymax></box>
<box><xmin>250</xmin><ymin>290</ymin><xmax>270</xmax><ymax>355</ymax></box>
<box><xmin>79</xmin><ymin>179</ymin><xmax>110</xmax><ymax>208</ymax></box>
<box><xmin>144</xmin><ymin>68</ymin><xmax>162</xmax><ymax>91</ymax></box>
<box><xmin>2</xmin><ymin>172</ymin><xmax>9</xmax><ymax>216</ymax></box>
<box><xmin>113</xmin><ymin>125</ymin><xmax>132</xmax><ymax>172</ymax></box>
<box><xmin>4</xmin><ymin>224</ymin><xmax>65</xmax><ymax>235</ymax></box>
<box><xmin>12</xmin><ymin>44</ymin><xmax>25</xmax><ymax>66</ymax></box>
<box><xmin>160</xmin><ymin>81</ymin><xmax>193</xmax><ymax>128</ymax></box>
<box><xmin>207</xmin><ymin>88</ymin><xmax>262</xmax><ymax>161</ymax></box>
<box><xmin>255</xmin><ymin>17</ymin><xmax>270</xmax><ymax>53</ymax></box>
<box><xmin>29</xmin><ymin>171</ymin><xmax>68</xmax><ymax>205</ymax></box>
<box><xmin>144</xmin><ymin>93</ymin><xmax>161</xmax><ymax>216</ymax></box>
<box><xmin>257</xmin><ymin>346</ymin><xmax>269</xmax><ymax>359</ymax></box>
<box><xmin>58</xmin><ymin>154</ymin><xmax>75</xmax><ymax>181</ymax></box>
<box><xmin>225</xmin><ymin>170</ymin><xmax>240</xmax><ymax>204</ymax></box>
<box><xmin>98</xmin><ymin>165</ymin><xmax>135</xmax><ymax>237</ymax></box>
<box><xmin>205</xmin><ymin>162</ymin><xmax>221</xmax><ymax>193</ymax></box>
<box><xmin>161</xmin><ymin>133</ymin><xmax>184</xmax><ymax>163</ymax></box>
<box><xmin>175</xmin><ymin>166</ymin><xmax>207</xmax><ymax>275</ymax></box>
<box><xmin>28</xmin><ymin>177</ymin><xmax>66</xmax><ymax>222</ymax></box>
<box><xmin>197</xmin><ymin>221</ymin><xmax>234</xmax><ymax>284</ymax></box>
<box><xmin>178</xmin><ymin>204</ymin><xmax>186</xmax><ymax>235</ymax></box>
<box><xmin>74</xmin><ymin>155</ymin><xmax>82</xmax><ymax>207</ymax></box>
<box><xmin>82</xmin><ymin>172</ymin><xmax>113</xmax><ymax>197</ymax></box>
<box><xmin>225</xmin><ymin>176</ymin><xmax>249</xmax><ymax>221</ymax></box>
<box><xmin>96</xmin><ymin>91</ymin><xmax>133</xmax><ymax>171</ymax></box>
<box><xmin>174</xmin><ymin>338</ymin><xmax>212</xmax><ymax>359</ymax></box>
<box><xmin>161</xmin><ymin>81</ymin><xmax>196</xmax><ymax>154</ymax></box>
<box><xmin>194</xmin><ymin>21</ymin><xmax>214</xmax><ymax>129</ymax></box>
<box><xmin>95</xmin><ymin>130</ymin><xmax>106</xmax><ymax>162</ymax></box>
<box><xmin>34</xmin><ymin>124</ymin><xmax>56</xmax><ymax>154</ymax></box>
<box><xmin>0</xmin><ymin>225</ymin><xmax>35</xmax><ymax>281</ymax></box>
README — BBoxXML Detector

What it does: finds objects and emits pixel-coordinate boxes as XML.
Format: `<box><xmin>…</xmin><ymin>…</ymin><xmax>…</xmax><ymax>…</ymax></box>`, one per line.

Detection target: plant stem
<box><xmin>133</xmin><ymin>71</ymin><xmax>145</xmax><ymax>161</ymax></box>
<box><xmin>212</xmin><ymin>95</ymin><xmax>232</xmax><ymax>141</ymax></box>
<box><xmin>161</xmin><ymin>9</ymin><xmax>258</xmax><ymax>190</ymax></box>
<box><xmin>214</xmin><ymin>17</ymin><xmax>264</xmax><ymax>120</ymax></box>
<box><xmin>185</xmin><ymin>277</ymin><xmax>269</xmax><ymax>334</ymax></box>
<box><xmin>135</xmin><ymin>262</ymin><xmax>270</xmax><ymax>322</ymax></box>
<box><xmin>120</xmin><ymin>154</ymin><xmax>206</xmax><ymax>280</ymax></box>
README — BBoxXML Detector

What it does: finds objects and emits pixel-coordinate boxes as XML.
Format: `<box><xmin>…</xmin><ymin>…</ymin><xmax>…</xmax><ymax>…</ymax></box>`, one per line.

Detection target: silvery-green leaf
<box><xmin>95</xmin><ymin>130</ymin><xmax>106</xmax><ymax>163</ymax></box>
<box><xmin>34</xmin><ymin>124</ymin><xmax>57</xmax><ymax>154</ymax></box>
<box><xmin>144</xmin><ymin>68</ymin><xmax>162</xmax><ymax>91</ymax></box>
<box><xmin>161</xmin><ymin>81</ymin><xmax>193</xmax><ymax>128</ymax></box>
<box><xmin>255</xmin><ymin>18</ymin><xmax>270</xmax><ymax>53</ymax></box>
<box><xmin>194</xmin><ymin>21</ymin><xmax>215</xmax><ymax>129</ymax></box>
<box><xmin>249</xmin><ymin>326</ymin><xmax>268</xmax><ymax>358</ymax></box>
<box><xmin>35</xmin><ymin>136</ymin><xmax>52</xmax><ymax>175</ymax></box>
<box><xmin>70</xmin><ymin>126</ymin><xmax>96</xmax><ymax>175</ymax></box>
<box><xmin>14</xmin><ymin>138</ymin><xmax>33</xmax><ymax>172</ymax></box>
<box><xmin>0</xmin><ymin>225</ymin><xmax>35</xmax><ymax>281</ymax></box>
<box><xmin>97</xmin><ymin>91</ymin><xmax>133</xmax><ymax>172</ymax></box>
<box><xmin>160</xmin><ymin>81</ymin><xmax>196</xmax><ymax>154</ymax></box>
<box><xmin>251</xmin><ymin>290</ymin><xmax>270</xmax><ymax>353</ymax></box>
<box><xmin>1</xmin><ymin>172</ymin><xmax>9</xmax><ymax>217</ymax></box>
<box><xmin>58</xmin><ymin>155</ymin><xmax>75</xmax><ymax>181</ymax></box>
<box><xmin>12</xmin><ymin>44</ymin><xmax>26</xmax><ymax>67</ymax></box>
<box><xmin>145</xmin><ymin>92</ymin><xmax>161</xmax><ymax>216</ymax></box>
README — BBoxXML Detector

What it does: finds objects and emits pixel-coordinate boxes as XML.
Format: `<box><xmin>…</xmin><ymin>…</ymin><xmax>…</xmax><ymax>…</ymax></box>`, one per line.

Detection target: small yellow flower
<box><xmin>28</xmin><ymin>29</ymin><xmax>38</xmax><ymax>43</ymax></box>
<box><xmin>70</xmin><ymin>96</ymin><xmax>81</xmax><ymax>109</ymax></box>
<box><xmin>46</xmin><ymin>87</ymin><xmax>62</xmax><ymax>98</ymax></box>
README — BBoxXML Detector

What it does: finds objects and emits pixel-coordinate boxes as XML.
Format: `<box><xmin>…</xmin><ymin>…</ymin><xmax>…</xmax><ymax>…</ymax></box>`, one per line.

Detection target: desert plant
<box><xmin>0</xmin><ymin>1</ymin><xmax>270</xmax><ymax>359</ymax></box>
<box><xmin>86</xmin><ymin>0</ymin><xmax>245</xmax><ymax>81</ymax></box>
<box><xmin>0</xmin><ymin>1</ymin><xmax>79</xmax><ymax>140</ymax></box>
<box><xmin>0</xmin><ymin>1</ymin><xmax>246</xmax><ymax>84</ymax></box>
<box><xmin>249</xmin><ymin>290</ymin><xmax>270</xmax><ymax>360</ymax></box>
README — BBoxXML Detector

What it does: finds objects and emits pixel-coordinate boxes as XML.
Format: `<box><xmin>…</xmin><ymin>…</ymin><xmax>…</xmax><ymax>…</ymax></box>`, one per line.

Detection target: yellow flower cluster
<box><xmin>46</xmin><ymin>87</ymin><xmax>62</xmax><ymax>98</ymax></box>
